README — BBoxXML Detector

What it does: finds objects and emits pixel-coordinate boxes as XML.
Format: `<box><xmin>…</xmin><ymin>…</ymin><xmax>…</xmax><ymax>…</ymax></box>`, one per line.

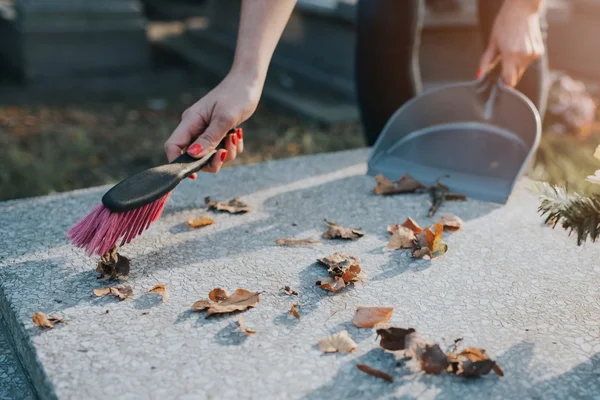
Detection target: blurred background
<box><xmin>0</xmin><ymin>0</ymin><xmax>598</xmax><ymax>202</ymax></box>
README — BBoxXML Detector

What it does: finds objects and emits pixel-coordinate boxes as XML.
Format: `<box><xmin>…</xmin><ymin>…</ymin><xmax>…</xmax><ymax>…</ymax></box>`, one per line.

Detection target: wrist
<box><xmin>230</xmin><ymin>52</ymin><xmax>268</xmax><ymax>88</ymax></box>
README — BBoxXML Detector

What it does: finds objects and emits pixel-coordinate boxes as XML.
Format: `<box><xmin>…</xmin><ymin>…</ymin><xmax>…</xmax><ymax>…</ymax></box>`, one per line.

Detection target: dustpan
<box><xmin>366</xmin><ymin>61</ymin><xmax>541</xmax><ymax>204</ymax></box>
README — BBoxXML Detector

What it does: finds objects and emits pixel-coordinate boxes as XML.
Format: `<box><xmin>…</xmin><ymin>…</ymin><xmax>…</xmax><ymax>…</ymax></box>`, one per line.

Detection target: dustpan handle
<box><xmin>475</xmin><ymin>56</ymin><xmax>504</xmax><ymax>107</ymax></box>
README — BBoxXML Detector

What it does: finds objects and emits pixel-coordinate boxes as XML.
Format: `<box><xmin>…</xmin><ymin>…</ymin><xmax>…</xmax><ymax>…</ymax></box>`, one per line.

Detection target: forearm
<box><xmin>504</xmin><ymin>0</ymin><xmax>543</xmax><ymax>12</ymax></box>
<box><xmin>230</xmin><ymin>0</ymin><xmax>297</xmax><ymax>83</ymax></box>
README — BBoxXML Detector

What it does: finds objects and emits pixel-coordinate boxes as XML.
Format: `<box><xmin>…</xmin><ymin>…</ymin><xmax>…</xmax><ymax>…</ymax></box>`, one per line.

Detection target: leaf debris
<box><xmin>191</xmin><ymin>288</ymin><xmax>260</xmax><ymax>317</ymax></box>
<box><xmin>96</xmin><ymin>246</ymin><xmax>130</xmax><ymax>280</ymax></box>
<box><xmin>148</xmin><ymin>284</ymin><xmax>169</xmax><ymax>303</ymax></box>
<box><xmin>281</xmin><ymin>286</ymin><xmax>298</xmax><ymax>296</ymax></box>
<box><xmin>373</xmin><ymin>174</ymin><xmax>425</xmax><ymax>195</ymax></box>
<box><xmin>322</xmin><ymin>220</ymin><xmax>364</xmax><ymax>240</ymax></box>
<box><xmin>352</xmin><ymin>306</ymin><xmax>394</xmax><ymax>328</ymax></box>
<box><xmin>376</xmin><ymin>327</ymin><xmax>503</xmax><ymax>378</ymax></box>
<box><xmin>205</xmin><ymin>197</ymin><xmax>252</xmax><ymax>214</ymax></box>
<box><xmin>93</xmin><ymin>285</ymin><xmax>134</xmax><ymax>301</ymax></box>
<box><xmin>32</xmin><ymin>312</ymin><xmax>63</xmax><ymax>329</ymax></box>
<box><xmin>316</xmin><ymin>253</ymin><xmax>364</xmax><ymax>292</ymax></box>
<box><xmin>438</xmin><ymin>213</ymin><xmax>463</xmax><ymax>232</ymax></box>
<box><xmin>318</xmin><ymin>330</ymin><xmax>357</xmax><ymax>353</ymax></box>
<box><xmin>275</xmin><ymin>238</ymin><xmax>320</xmax><ymax>246</ymax></box>
<box><xmin>411</xmin><ymin>222</ymin><xmax>447</xmax><ymax>259</ymax></box>
<box><xmin>236</xmin><ymin>315</ymin><xmax>256</xmax><ymax>335</ymax></box>
<box><xmin>356</xmin><ymin>364</ymin><xmax>394</xmax><ymax>383</ymax></box>
<box><xmin>187</xmin><ymin>216</ymin><xmax>215</xmax><ymax>228</ymax></box>
<box><xmin>290</xmin><ymin>304</ymin><xmax>300</xmax><ymax>319</ymax></box>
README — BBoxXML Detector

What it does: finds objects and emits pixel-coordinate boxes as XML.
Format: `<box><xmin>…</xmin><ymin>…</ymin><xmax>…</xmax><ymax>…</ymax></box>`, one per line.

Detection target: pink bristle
<box><xmin>68</xmin><ymin>193</ymin><xmax>170</xmax><ymax>256</ymax></box>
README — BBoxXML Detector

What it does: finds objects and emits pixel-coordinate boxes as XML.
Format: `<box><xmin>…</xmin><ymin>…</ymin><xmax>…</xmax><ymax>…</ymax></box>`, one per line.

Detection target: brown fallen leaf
<box><xmin>236</xmin><ymin>315</ymin><xmax>256</xmax><ymax>335</ymax></box>
<box><xmin>316</xmin><ymin>276</ymin><xmax>346</xmax><ymax>292</ymax></box>
<box><xmin>191</xmin><ymin>288</ymin><xmax>260</xmax><ymax>317</ymax></box>
<box><xmin>421</xmin><ymin>344</ymin><xmax>450</xmax><ymax>374</ymax></box>
<box><xmin>448</xmin><ymin>347</ymin><xmax>504</xmax><ymax>378</ymax></box>
<box><xmin>209</xmin><ymin>288</ymin><xmax>229</xmax><ymax>302</ymax></box>
<box><xmin>290</xmin><ymin>304</ymin><xmax>300</xmax><ymax>319</ymax></box>
<box><xmin>93</xmin><ymin>285</ymin><xmax>134</xmax><ymax>301</ymax></box>
<box><xmin>96</xmin><ymin>247</ymin><xmax>130</xmax><ymax>280</ymax></box>
<box><xmin>402</xmin><ymin>217</ymin><xmax>423</xmax><ymax>234</ymax></box>
<box><xmin>412</xmin><ymin>223</ymin><xmax>447</xmax><ymax>259</ymax></box>
<box><xmin>387</xmin><ymin>225</ymin><xmax>416</xmax><ymax>250</ymax></box>
<box><xmin>318</xmin><ymin>252</ymin><xmax>360</xmax><ymax>276</ymax></box>
<box><xmin>187</xmin><ymin>216</ymin><xmax>215</xmax><ymax>228</ymax></box>
<box><xmin>439</xmin><ymin>213</ymin><xmax>463</xmax><ymax>232</ymax></box>
<box><xmin>281</xmin><ymin>286</ymin><xmax>298</xmax><ymax>296</ymax></box>
<box><xmin>322</xmin><ymin>220</ymin><xmax>364</xmax><ymax>240</ymax></box>
<box><xmin>356</xmin><ymin>364</ymin><xmax>394</xmax><ymax>383</ymax></box>
<box><xmin>32</xmin><ymin>312</ymin><xmax>63</xmax><ymax>329</ymax></box>
<box><xmin>276</xmin><ymin>238</ymin><xmax>320</xmax><ymax>246</ymax></box>
<box><xmin>427</xmin><ymin>181</ymin><xmax>467</xmax><ymax>217</ymax></box>
<box><xmin>318</xmin><ymin>330</ymin><xmax>357</xmax><ymax>353</ymax></box>
<box><xmin>148</xmin><ymin>284</ymin><xmax>169</xmax><ymax>303</ymax></box>
<box><xmin>373</xmin><ymin>174</ymin><xmax>425</xmax><ymax>195</ymax></box>
<box><xmin>352</xmin><ymin>306</ymin><xmax>394</xmax><ymax>328</ymax></box>
<box><xmin>205</xmin><ymin>196</ymin><xmax>252</xmax><ymax>214</ymax></box>
<box><xmin>376</xmin><ymin>327</ymin><xmax>417</xmax><ymax>351</ymax></box>
<box><xmin>316</xmin><ymin>253</ymin><xmax>363</xmax><ymax>292</ymax></box>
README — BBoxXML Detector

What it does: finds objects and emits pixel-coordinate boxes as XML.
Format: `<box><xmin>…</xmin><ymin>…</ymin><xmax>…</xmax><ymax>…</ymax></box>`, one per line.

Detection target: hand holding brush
<box><xmin>68</xmin><ymin>130</ymin><xmax>242</xmax><ymax>257</ymax></box>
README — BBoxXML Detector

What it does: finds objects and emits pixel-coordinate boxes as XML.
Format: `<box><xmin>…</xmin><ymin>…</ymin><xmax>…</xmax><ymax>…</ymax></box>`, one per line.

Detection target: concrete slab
<box><xmin>1</xmin><ymin>149</ymin><xmax>600</xmax><ymax>400</ymax></box>
<box><xmin>0</xmin><ymin>315</ymin><xmax>36</xmax><ymax>400</ymax></box>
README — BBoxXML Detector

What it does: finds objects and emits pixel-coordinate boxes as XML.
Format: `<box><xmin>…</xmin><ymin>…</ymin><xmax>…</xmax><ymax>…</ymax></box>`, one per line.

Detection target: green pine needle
<box><xmin>534</xmin><ymin>182</ymin><xmax>600</xmax><ymax>245</ymax></box>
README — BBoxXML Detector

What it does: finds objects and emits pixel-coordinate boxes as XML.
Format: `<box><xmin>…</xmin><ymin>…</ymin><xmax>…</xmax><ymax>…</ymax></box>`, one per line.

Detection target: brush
<box><xmin>68</xmin><ymin>131</ymin><xmax>235</xmax><ymax>257</ymax></box>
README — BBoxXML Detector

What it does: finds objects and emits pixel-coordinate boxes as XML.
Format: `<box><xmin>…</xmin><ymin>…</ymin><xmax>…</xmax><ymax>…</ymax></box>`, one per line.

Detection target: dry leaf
<box><xmin>236</xmin><ymin>315</ymin><xmax>256</xmax><ymax>335</ymax></box>
<box><xmin>402</xmin><ymin>217</ymin><xmax>423</xmax><ymax>234</ymax></box>
<box><xmin>96</xmin><ymin>247</ymin><xmax>130</xmax><ymax>280</ymax></box>
<box><xmin>93</xmin><ymin>285</ymin><xmax>133</xmax><ymax>301</ymax></box>
<box><xmin>376</xmin><ymin>327</ymin><xmax>416</xmax><ymax>351</ymax></box>
<box><xmin>148</xmin><ymin>284</ymin><xmax>169</xmax><ymax>303</ymax></box>
<box><xmin>209</xmin><ymin>288</ymin><xmax>229</xmax><ymax>302</ymax></box>
<box><xmin>421</xmin><ymin>344</ymin><xmax>450</xmax><ymax>374</ymax></box>
<box><xmin>32</xmin><ymin>312</ymin><xmax>62</xmax><ymax>329</ymax></box>
<box><xmin>205</xmin><ymin>197</ymin><xmax>251</xmax><ymax>214</ymax></box>
<box><xmin>187</xmin><ymin>216</ymin><xmax>214</xmax><ymax>228</ymax></box>
<box><xmin>318</xmin><ymin>330</ymin><xmax>357</xmax><ymax>353</ymax></box>
<box><xmin>275</xmin><ymin>238</ymin><xmax>320</xmax><ymax>246</ymax></box>
<box><xmin>352</xmin><ymin>306</ymin><xmax>394</xmax><ymax>328</ymax></box>
<box><xmin>316</xmin><ymin>276</ymin><xmax>346</xmax><ymax>292</ymax></box>
<box><xmin>281</xmin><ymin>286</ymin><xmax>298</xmax><ymax>296</ymax></box>
<box><xmin>448</xmin><ymin>347</ymin><xmax>504</xmax><ymax>378</ymax></box>
<box><xmin>439</xmin><ymin>213</ymin><xmax>463</xmax><ymax>232</ymax></box>
<box><xmin>356</xmin><ymin>364</ymin><xmax>394</xmax><ymax>383</ymax></box>
<box><xmin>318</xmin><ymin>252</ymin><xmax>360</xmax><ymax>276</ymax></box>
<box><xmin>373</xmin><ymin>174</ymin><xmax>425</xmax><ymax>195</ymax></box>
<box><xmin>290</xmin><ymin>304</ymin><xmax>300</xmax><ymax>319</ymax></box>
<box><xmin>412</xmin><ymin>223</ymin><xmax>447</xmax><ymax>259</ymax></box>
<box><xmin>322</xmin><ymin>220</ymin><xmax>364</xmax><ymax>240</ymax></box>
<box><xmin>191</xmin><ymin>288</ymin><xmax>260</xmax><ymax>317</ymax></box>
<box><xmin>387</xmin><ymin>225</ymin><xmax>415</xmax><ymax>250</ymax></box>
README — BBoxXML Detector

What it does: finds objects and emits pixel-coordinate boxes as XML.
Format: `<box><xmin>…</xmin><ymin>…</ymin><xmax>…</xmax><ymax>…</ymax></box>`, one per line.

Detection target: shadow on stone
<box><xmin>132</xmin><ymin>293</ymin><xmax>163</xmax><ymax>310</ymax></box>
<box><xmin>214</xmin><ymin>320</ymin><xmax>249</xmax><ymax>346</ymax></box>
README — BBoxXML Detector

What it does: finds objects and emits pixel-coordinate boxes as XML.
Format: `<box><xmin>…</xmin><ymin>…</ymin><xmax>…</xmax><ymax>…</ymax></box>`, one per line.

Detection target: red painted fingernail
<box><xmin>188</xmin><ymin>173</ymin><xmax>197</xmax><ymax>180</ymax></box>
<box><xmin>231</xmin><ymin>134</ymin><xmax>237</xmax><ymax>146</ymax></box>
<box><xmin>187</xmin><ymin>144</ymin><xmax>203</xmax><ymax>156</ymax></box>
<box><xmin>236</xmin><ymin>128</ymin><xmax>243</xmax><ymax>140</ymax></box>
<box><xmin>475</xmin><ymin>69</ymin><xmax>482</xmax><ymax>79</ymax></box>
<box><xmin>220</xmin><ymin>150</ymin><xmax>228</xmax><ymax>162</ymax></box>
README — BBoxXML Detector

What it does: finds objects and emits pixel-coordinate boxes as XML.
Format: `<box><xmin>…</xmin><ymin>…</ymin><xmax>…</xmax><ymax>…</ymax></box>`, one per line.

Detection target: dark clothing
<box><xmin>355</xmin><ymin>0</ymin><xmax>549</xmax><ymax>146</ymax></box>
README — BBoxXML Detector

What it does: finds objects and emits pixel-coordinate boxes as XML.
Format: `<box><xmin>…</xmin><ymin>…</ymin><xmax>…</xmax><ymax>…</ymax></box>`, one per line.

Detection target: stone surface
<box><xmin>0</xmin><ymin>315</ymin><xmax>35</xmax><ymax>400</ymax></box>
<box><xmin>1</xmin><ymin>149</ymin><xmax>600</xmax><ymax>399</ymax></box>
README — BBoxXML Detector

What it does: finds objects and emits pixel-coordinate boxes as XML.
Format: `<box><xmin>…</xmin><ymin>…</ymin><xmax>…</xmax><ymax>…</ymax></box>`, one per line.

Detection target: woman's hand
<box><xmin>478</xmin><ymin>0</ymin><xmax>545</xmax><ymax>87</ymax></box>
<box><xmin>164</xmin><ymin>71</ymin><xmax>263</xmax><ymax>173</ymax></box>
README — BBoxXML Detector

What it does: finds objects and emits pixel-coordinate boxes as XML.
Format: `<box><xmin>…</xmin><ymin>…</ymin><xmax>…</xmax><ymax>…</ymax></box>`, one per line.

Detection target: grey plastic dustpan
<box><xmin>367</xmin><ymin>63</ymin><xmax>541</xmax><ymax>204</ymax></box>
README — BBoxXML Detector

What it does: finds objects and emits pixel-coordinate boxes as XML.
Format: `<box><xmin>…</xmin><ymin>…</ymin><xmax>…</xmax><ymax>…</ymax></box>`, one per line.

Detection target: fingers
<box><xmin>500</xmin><ymin>58</ymin><xmax>521</xmax><ymax>87</ymax></box>
<box><xmin>202</xmin><ymin>149</ymin><xmax>229</xmax><ymax>173</ymax></box>
<box><xmin>235</xmin><ymin>128</ymin><xmax>244</xmax><ymax>154</ymax></box>
<box><xmin>164</xmin><ymin>112</ymin><xmax>206</xmax><ymax>162</ymax></box>
<box><xmin>477</xmin><ymin>41</ymin><xmax>498</xmax><ymax>79</ymax></box>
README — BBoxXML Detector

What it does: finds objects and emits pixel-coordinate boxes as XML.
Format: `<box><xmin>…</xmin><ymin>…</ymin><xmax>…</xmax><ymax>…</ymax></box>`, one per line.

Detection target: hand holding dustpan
<box><xmin>367</xmin><ymin>58</ymin><xmax>541</xmax><ymax>204</ymax></box>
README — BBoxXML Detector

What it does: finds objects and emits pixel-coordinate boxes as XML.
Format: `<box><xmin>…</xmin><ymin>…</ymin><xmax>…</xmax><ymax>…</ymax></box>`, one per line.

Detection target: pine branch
<box><xmin>534</xmin><ymin>182</ymin><xmax>600</xmax><ymax>245</ymax></box>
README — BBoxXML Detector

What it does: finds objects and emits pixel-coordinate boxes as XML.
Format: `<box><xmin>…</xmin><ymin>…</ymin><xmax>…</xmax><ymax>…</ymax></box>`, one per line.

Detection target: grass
<box><xmin>1</xmin><ymin>92</ymin><xmax>599</xmax><ymax>202</ymax></box>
